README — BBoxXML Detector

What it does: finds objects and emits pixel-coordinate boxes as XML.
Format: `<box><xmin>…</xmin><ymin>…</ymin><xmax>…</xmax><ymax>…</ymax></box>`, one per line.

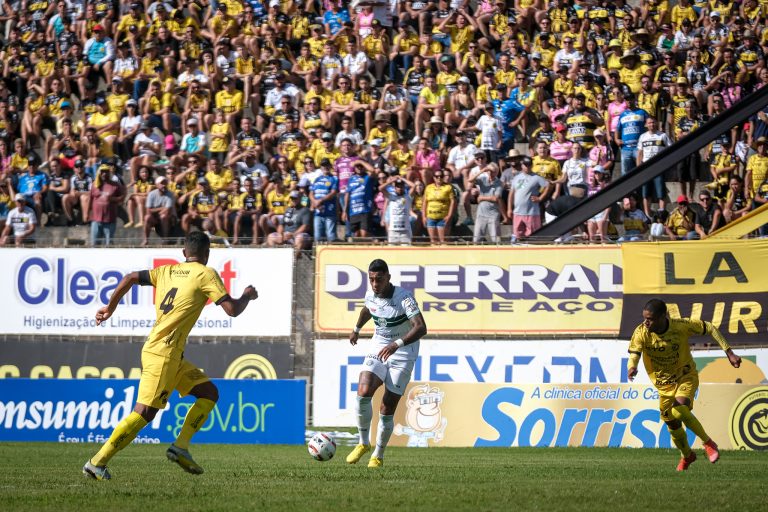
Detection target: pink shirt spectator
<box><xmin>335</xmin><ymin>155</ymin><xmax>360</xmax><ymax>193</ymax></box>
<box><xmin>549</xmin><ymin>106</ymin><xmax>571</xmax><ymax>125</ymax></box>
<box><xmin>549</xmin><ymin>140</ymin><xmax>573</xmax><ymax>163</ymax></box>
<box><xmin>415</xmin><ymin>149</ymin><xmax>440</xmax><ymax>175</ymax></box>
<box><xmin>588</xmin><ymin>143</ymin><xmax>612</xmax><ymax>182</ymax></box>
<box><xmin>607</xmin><ymin>101</ymin><xmax>627</xmax><ymax>133</ymax></box>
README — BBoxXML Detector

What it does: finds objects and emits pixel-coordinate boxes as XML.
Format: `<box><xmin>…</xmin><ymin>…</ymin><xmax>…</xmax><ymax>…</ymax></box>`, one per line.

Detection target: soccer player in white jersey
<box><xmin>346</xmin><ymin>259</ymin><xmax>427</xmax><ymax>468</ymax></box>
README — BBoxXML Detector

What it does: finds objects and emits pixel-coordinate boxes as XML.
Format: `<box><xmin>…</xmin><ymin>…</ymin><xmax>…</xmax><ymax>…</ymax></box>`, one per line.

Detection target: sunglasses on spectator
<box><xmin>699</xmin><ymin>197</ymin><xmax>710</xmax><ymax>202</ymax></box>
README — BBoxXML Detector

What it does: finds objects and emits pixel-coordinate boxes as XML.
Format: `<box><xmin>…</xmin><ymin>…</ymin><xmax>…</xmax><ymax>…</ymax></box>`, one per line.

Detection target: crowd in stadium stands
<box><xmin>1</xmin><ymin>0</ymin><xmax>768</xmax><ymax>248</ymax></box>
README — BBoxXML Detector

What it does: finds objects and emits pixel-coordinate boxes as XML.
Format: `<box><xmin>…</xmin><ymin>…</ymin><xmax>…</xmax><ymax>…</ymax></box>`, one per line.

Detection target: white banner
<box><xmin>0</xmin><ymin>248</ymin><xmax>294</xmax><ymax>337</ymax></box>
<box><xmin>312</xmin><ymin>339</ymin><xmax>768</xmax><ymax>426</ymax></box>
<box><xmin>312</xmin><ymin>339</ymin><xmax>648</xmax><ymax>426</ymax></box>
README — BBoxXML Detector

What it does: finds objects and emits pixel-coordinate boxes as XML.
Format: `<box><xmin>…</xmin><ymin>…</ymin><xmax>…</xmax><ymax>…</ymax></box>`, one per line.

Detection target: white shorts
<box><xmin>362</xmin><ymin>353</ymin><xmax>415</xmax><ymax>395</ymax></box>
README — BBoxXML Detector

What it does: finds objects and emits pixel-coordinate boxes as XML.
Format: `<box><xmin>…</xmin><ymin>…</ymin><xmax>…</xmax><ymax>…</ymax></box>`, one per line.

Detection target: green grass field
<box><xmin>0</xmin><ymin>443</ymin><xmax>765</xmax><ymax>511</ymax></box>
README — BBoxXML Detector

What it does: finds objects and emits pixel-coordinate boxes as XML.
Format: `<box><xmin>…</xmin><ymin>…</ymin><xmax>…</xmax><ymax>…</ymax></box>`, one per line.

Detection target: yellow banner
<box><xmin>314</xmin><ymin>246</ymin><xmax>622</xmax><ymax>335</ymax></box>
<box><xmin>622</xmin><ymin>239</ymin><xmax>768</xmax><ymax>295</ymax></box>
<box><xmin>371</xmin><ymin>382</ymin><xmax>768</xmax><ymax>450</ymax></box>
<box><xmin>620</xmin><ymin>240</ymin><xmax>768</xmax><ymax>342</ymax></box>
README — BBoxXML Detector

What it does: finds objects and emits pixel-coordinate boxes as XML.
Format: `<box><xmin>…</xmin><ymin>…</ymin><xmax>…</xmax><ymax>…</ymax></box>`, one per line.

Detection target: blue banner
<box><xmin>0</xmin><ymin>379</ymin><xmax>305</xmax><ymax>444</ymax></box>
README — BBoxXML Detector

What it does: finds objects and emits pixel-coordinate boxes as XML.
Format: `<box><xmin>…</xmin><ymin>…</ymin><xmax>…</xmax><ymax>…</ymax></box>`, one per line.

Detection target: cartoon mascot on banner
<box><xmin>394</xmin><ymin>383</ymin><xmax>448</xmax><ymax>447</ymax></box>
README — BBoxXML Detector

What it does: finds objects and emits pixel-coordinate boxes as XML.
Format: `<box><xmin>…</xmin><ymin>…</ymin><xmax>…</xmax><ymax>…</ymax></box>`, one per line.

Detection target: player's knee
<box><xmin>665</xmin><ymin>419</ymin><xmax>683</xmax><ymax>431</ymax></box>
<box><xmin>134</xmin><ymin>403</ymin><xmax>159</xmax><ymax>422</ymax></box>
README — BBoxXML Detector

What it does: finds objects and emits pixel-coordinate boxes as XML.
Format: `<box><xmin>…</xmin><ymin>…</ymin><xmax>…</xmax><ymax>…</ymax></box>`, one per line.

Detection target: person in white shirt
<box><xmin>553</xmin><ymin>37</ymin><xmax>582</xmax><ymax>74</ymax></box>
<box><xmin>637</xmin><ymin>116</ymin><xmax>672</xmax><ymax>216</ymax></box>
<box><xmin>342</xmin><ymin>38</ymin><xmax>370</xmax><ymax>88</ymax></box>
<box><xmin>1</xmin><ymin>194</ymin><xmax>37</xmax><ymax>246</ymax></box>
<box><xmin>334</xmin><ymin>116</ymin><xmax>365</xmax><ymax>147</ymax></box>
<box><xmin>558</xmin><ymin>143</ymin><xmax>589</xmax><ymax>197</ymax></box>
<box><xmin>379</xmin><ymin>175</ymin><xmax>416</xmax><ymax>245</ymax></box>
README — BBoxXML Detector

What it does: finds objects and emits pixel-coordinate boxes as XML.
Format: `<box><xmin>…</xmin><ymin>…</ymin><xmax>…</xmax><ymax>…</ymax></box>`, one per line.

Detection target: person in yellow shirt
<box><xmin>618</xmin><ymin>51</ymin><xmax>649</xmax><ymax>94</ymax></box>
<box><xmin>627</xmin><ymin>299</ymin><xmax>741</xmax><ymax>471</ymax></box>
<box><xmin>204</xmin><ymin>159</ymin><xmax>235</xmax><ymax>194</ymax></box>
<box><xmin>142</xmin><ymin>80</ymin><xmax>181</xmax><ymax>134</ymax></box>
<box><xmin>416</xmin><ymin>74</ymin><xmax>450</xmax><ymax>137</ymax></box>
<box><xmin>208</xmin><ymin>109</ymin><xmax>232</xmax><ymax>164</ymax></box>
<box><xmin>361</xmin><ymin>20</ymin><xmax>389</xmax><ymax>84</ymax></box>
<box><xmin>86</xmin><ymin>98</ymin><xmax>119</xmax><ymax>158</ymax></box>
<box><xmin>422</xmin><ymin>171</ymin><xmax>455</xmax><ymax>245</ymax></box>
<box><xmin>115</xmin><ymin>2</ymin><xmax>148</xmax><ymax>41</ymax></box>
<box><xmin>212</xmin><ymin>76</ymin><xmax>244</xmax><ymax>131</ymax></box>
<box><xmin>82</xmin><ymin>231</ymin><xmax>258</xmax><ymax>481</ymax></box>
<box><xmin>437</xmin><ymin>8</ymin><xmax>479</xmax><ymax>61</ymax></box>
<box><xmin>746</xmin><ymin>136</ymin><xmax>768</xmax><ymax>198</ymax></box>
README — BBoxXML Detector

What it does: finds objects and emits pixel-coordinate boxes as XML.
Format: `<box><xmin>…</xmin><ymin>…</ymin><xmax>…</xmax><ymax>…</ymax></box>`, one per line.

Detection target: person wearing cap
<box><xmin>734</xmin><ymin>29</ymin><xmax>762</xmax><ymax>81</ymax></box>
<box><xmin>83</xmin><ymin>22</ymin><xmax>115</xmax><ymax>84</ymax></box>
<box><xmin>181</xmin><ymin>175</ymin><xmax>220</xmax><ymax>235</ymax></box>
<box><xmin>1</xmin><ymin>193</ymin><xmax>37</xmax><ymax>246</ymax></box>
<box><xmin>446</xmin><ymin>128</ymin><xmax>479</xmax><ymax>187</ymax></box>
<box><xmin>564</xmin><ymin>92</ymin><xmax>604</xmax><ymax>150</ymax></box>
<box><xmin>367</xmin><ymin>111</ymin><xmax>397</xmax><ymax>150</ymax></box>
<box><xmin>63</xmin><ymin>161</ymin><xmax>94</xmax><ymax>226</ymax></box>
<box><xmin>617</xmin><ymin>51</ymin><xmax>647</xmax><ymax>94</ymax></box>
<box><xmin>664</xmin><ymin>194</ymin><xmax>697</xmax><ymax>240</ymax></box>
<box><xmin>86</xmin><ymin>94</ymin><xmax>120</xmax><ymax>159</ymax></box>
<box><xmin>315</xmin><ymin>131</ymin><xmax>343</xmax><ymax>171</ymax></box>
<box><xmin>172</xmin><ymin>117</ymin><xmax>208</xmax><ymax>169</ymax></box>
<box><xmin>141</xmin><ymin>175</ymin><xmax>177</xmax><ymax>246</ymax></box>
<box><xmin>89</xmin><ymin>163</ymin><xmax>125</xmax><ymax>246</ymax></box>
<box><xmin>415</xmin><ymin>74</ymin><xmax>449</xmax><ymax>138</ymax></box>
<box><xmin>360</xmin><ymin>17</ymin><xmax>388</xmax><ymax>84</ymax></box>
<box><xmin>268</xmin><ymin>189</ymin><xmax>312</xmax><ymax>252</ymax></box>
<box><xmin>637</xmin><ymin>116</ymin><xmax>671</xmax><ymax>216</ymax></box>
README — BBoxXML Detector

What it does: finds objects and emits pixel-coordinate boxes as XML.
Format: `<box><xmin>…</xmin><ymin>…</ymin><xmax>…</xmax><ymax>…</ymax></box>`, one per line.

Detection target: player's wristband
<box><xmin>394</xmin><ymin>339</ymin><xmax>405</xmax><ymax>348</ymax></box>
<box><xmin>353</xmin><ymin>326</ymin><xmax>361</xmax><ymax>334</ymax></box>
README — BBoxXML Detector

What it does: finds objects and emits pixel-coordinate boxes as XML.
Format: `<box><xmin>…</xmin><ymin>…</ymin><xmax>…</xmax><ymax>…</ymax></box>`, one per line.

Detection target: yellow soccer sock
<box><xmin>174</xmin><ymin>398</ymin><xmax>215</xmax><ymax>450</ymax></box>
<box><xmin>92</xmin><ymin>412</ymin><xmax>149</xmax><ymax>466</ymax></box>
<box><xmin>670</xmin><ymin>405</ymin><xmax>711</xmax><ymax>443</ymax></box>
<box><xmin>668</xmin><ymin>426</ymin><xmax>692</xmax><ymax>457</ymax></box>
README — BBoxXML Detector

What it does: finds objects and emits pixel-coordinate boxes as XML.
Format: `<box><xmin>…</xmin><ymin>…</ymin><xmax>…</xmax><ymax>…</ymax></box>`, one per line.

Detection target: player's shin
<box><xmin>91</xmin><ymin>412</ymin><xmax>149</xmax><ymax>466</ymax></box>
<box><xmin>356</xmin><ymin>396</ymin><xmax>373</xmax><ymax>445</ymax></box>
<box><xmin>668</xmin><ymin>425</ymin><xmax>692</xmax><ymax>457</ymax></box>
<box><xmin>373</xmin><ymin>414</ymin><xmax>394</xmax><ymax>459</ymax></box>
<box><xmin>174</xmin><ymin>398</ymin><xmax>216</xmax><ymax>450</ymax></box>
<box><xmin>670</xmin><ymin>405</ymin><xmax>711</xmax><ymax>443</ymax></box>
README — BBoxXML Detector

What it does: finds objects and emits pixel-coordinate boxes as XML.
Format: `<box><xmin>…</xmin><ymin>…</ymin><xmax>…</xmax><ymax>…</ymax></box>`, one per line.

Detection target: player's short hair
<box><xmin>368</xmin><ymin>259</ymin><xmax>389</xmax><ymax>274</ymax></box>
<box><xmin>185</xmin><ymin>231</ymin><xmax>210</xmax><ymax>257</ymax></box>
<box><xmin>643</xmin><ymin>299</ymin><xmax>667</xmax><ymax>318</ymax></box>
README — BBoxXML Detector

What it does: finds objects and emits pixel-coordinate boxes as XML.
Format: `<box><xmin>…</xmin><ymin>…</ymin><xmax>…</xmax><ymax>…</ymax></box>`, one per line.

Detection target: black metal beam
<box><xmin>534</xmin><ymin>83</ymin><xmax>768</xmax><ymax>238</ymax></box>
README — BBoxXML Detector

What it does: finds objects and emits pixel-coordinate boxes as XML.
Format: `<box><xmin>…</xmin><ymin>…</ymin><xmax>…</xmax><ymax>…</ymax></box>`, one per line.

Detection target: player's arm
<box><xmin>702</xmin><ymin>320</ymin><xmax>742</xmax><ymax>368</ymax></box>
<box><xmin>626</xmin><ymin>327</ymin><xmax>644</xmax><ymax>381</ymax></box>
<box><xmin>377</xmin><ymin>313</ymin><xmax>427</xmax><ymax>362</ymax></box>
<box><xmin>95</xmin><ymin>271</ymin><xmax>142</xmax><ymax>325</ymax></box>
<box><xmin>349</xmin><ymin>306</ymin><xmax>372</xmax><ymax>346</ymax></box>
<box><xmin>218</xmin><ymin>286</ymin><xmax>259</xmax><ymax>317</ymax></box>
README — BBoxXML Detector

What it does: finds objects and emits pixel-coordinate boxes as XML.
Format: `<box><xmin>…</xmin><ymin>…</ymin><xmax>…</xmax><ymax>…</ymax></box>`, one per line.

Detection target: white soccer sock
<box><xmin>356</xmin><ymin>396</ymin><xmax>373</xmax><ymax>445</ymax></box>
<box><xmin>373</xmin><ymin>414</ymin><xmax>394</xmax><ymax>459</ymax></box>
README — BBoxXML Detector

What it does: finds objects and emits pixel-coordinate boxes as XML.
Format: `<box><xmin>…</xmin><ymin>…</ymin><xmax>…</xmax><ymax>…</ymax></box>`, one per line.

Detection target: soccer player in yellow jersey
<box><xmin>627</xmin><ymin>299</ymin><xmax>741</xmax><ymax>471</ymax></box>
<box><xmin>83</xmin><ymin>232</ymin><xmax>258</xmax><ymax>481</ymax></box>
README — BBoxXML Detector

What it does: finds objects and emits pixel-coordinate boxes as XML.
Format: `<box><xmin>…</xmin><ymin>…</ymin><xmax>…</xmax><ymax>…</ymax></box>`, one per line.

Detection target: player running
<box><xmin>82</xmin><ymin>232</ymin><xmax>259</xmax><ymax>480</ymax></box>
<box><xmin>346</xmin><ymin>259</ymin><xmax>427</xmax><ymax>468</ymax></box>
<box><xmin>627</xmin><ymin>299</ymin><xmax>741</xmax><ymax>471</ymax></box>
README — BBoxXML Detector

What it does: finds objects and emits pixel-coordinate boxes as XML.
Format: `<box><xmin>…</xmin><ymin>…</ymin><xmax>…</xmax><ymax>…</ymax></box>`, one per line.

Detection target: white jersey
<box><xmin>637</xmin><ymin>131</ymin><xmax>671</xmax><ymax>163</ymax></box>
<box><xmin>365</xmin><ymin>285</ymin><xmax>421</xmax><ymax>359</ymax></box>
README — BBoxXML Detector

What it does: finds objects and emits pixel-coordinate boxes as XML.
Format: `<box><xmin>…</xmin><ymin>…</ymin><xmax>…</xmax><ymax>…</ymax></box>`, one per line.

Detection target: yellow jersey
<box><xmin>629</xmin><ymin>317</ymin><xmax>728</xmax><ymax>387</ymax></box>
<box><xmin>747</xmin><ymin>154</ymin><xmax>768</xmax><ymax>196</ymax></box>
<box><xmin>140</xmin><ymin>262</ymin><xmax>228</xmax><ymax>358</ymax></box>
<box><xmin>424</xmin><ymin>183</ymin><xmax>454</xmax><ymax>220</ymax></box>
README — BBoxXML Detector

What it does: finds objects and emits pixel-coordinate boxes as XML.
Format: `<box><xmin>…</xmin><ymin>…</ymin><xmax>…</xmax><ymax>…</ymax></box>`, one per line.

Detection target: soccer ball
<box><xmin>307</xmin><ymin>433</ymin><xmax>337</xmax><ymax>461</ymax></box>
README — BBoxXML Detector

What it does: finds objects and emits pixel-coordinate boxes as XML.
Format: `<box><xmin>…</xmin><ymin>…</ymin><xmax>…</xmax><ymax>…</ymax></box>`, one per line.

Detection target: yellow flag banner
<box><xmin>371</xmin><ymin>382</ymin><xmax>768</xmax><ymax>450</ymax></box>
<box><xmin>619</xmin><ymin>240</ymin><xmax>768</xmax><ymax>343</ymax></box>
<box><xmin>315</xmin><ymin>246</ymin><xmax>622</xmax><ymax>335</ymax></box>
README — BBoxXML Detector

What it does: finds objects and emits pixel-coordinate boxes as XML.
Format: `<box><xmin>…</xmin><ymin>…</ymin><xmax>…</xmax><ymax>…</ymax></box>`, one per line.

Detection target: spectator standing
<box><xmin>422</xmin><ymin>170</ymin><xmax>455</xmax><ymax>246</ymax></box>
<box><xmin>469</xmin><ymin>163</ymin><xmax>503</xmax><ymax>244</ymax></box>
<box><xmin>636</xmin><ymin>116</ymin><xmax>671</xmax><ymax>217</ymax></box>
<box><xmin>89</xmin><ymin>164</ymin><xmax>125</xmax><ymax>247</ymax></box>
<box><xmin>309</xmin><ymin>160</ymin><xmax>339</xmax><ymax>244</ymax></box>
<box><xmin>615</xmin><ymin>94</ymin><xmax>647</xmax><ymax>176</ymax></box>
<box><xmin>141</xmin><ymin>176</ymin><xmax>176</xmax><ymax>246</ymax></box>
<box><xmin>507</xmin><ymin>156</ymin><xmax>550</xmax><ymax>243</ymax></box>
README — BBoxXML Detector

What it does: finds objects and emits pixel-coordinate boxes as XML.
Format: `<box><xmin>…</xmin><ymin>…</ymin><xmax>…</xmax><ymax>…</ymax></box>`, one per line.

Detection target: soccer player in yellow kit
<box><xmin>627</xmin><ymin>299</ymin><xmax>742</xmax><ymax>471</ymax></box>
<box><xmin>83</xmin><ymin>232</ymin><xmax>259</xmax><ymax>480</ymax></box>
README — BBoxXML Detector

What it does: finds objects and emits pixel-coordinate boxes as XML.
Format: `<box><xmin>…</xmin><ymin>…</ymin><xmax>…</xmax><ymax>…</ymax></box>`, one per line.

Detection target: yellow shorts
<box><xmin>657</xmin><ymin>369</ymin><xmax>699</xmax><ymax>422</ymax></box>
<box><xmin>137</xmin><ymin>351</ymin><xmax>210</xmax><ymax>409</ymax></box>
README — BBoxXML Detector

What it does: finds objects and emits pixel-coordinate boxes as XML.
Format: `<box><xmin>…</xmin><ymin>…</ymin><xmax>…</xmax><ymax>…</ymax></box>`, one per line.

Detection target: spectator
<box><xmin>125</xmin><ymin>165</ymin><xmax>153</xmax><ymax>229</ymax></box>
<box><xmin>691</xmin><ymin>190</ymin><xmax>723</xmax><ymax>239</ymax></box>
<box><xmin>469</xmin><ymin>162</ymin><xmax>504</xmax><ymax>244</ymax></box>
<box><xmin>507</xmin><ymin>156</ymin><xmax>550</xmax><ymax>243</ymax></box>
<box><xmin>63</xmin><ymin>160</ymin><xmax>92</xmax><ymax>225</ymax></box>
<box><xmin>636</xmin><ymin>116</ymin><xmax>670</xmax><ymax>217</ymax></box>
<box><xmin>1</xmin><ymin>193</ymin><xmax>36</xmax><ymax>246</ymax></box>
<box><xmin>89</xmin><ymin>164</ymin><xmax>125</xmax><ymax>247</ymax></box>
<box><xmin>181</xmin><ymin>177</ymin><xmax>219</xmax><ymax>235</ymax></box>
<box><xmin>310</xmin><ymin>160</ymin><xmax>339</xmax><ymax>244</ymax></box>
<box><xmin>231</xmin><ymin>177</ymin><xmax>263</xmax><ymax>246</ymax></box>
<box><xmin>618</xmin><ymin>195</ymin><xmax>650</xmax><ymax>242</ymax></box>
<box><xmin>268</xmin><ymin>190</ymin><xmax>311</xmax><ymax>253</ymax></box>
<box><xmin>664</xmin><ymin>195</ymin><xmax>697</xmax><ymax>240</ymax></box>
<box><xmin>16</xmin><ymin>154</ymin><xmax>47</xmax><ymax>220</ymax></box>
<box><xmin>43</xmin><ymin>158</ymin><xmax>69</xmax><ymax>226</ymax></box>
<box><xmin>422</xmin><ymin>169</ymin><xmax>455</xmax><ymax>246</ymax></box>
<box><xmin>141</xmin><ymin>175</ymin><xmax>176</xmax><ymax>246</ymax></box>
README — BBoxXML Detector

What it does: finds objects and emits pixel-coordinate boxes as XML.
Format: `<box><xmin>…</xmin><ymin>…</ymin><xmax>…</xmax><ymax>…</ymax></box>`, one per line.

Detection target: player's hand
<box><xmin>243</xmin><ymin>285</ymin><xmax>258</xmax><ymax>300</ymax></box>
<box><xmin>377</xmin><ymin>342</ymin><xmax>399</xmax><ymax>362</ymax></box>
<box><xmin>726</xmin><ymin>349</ymin><xmax>742</xmax><ymax>368</ymax></box>
<box><xmin>349</xmin><ymin>331</ymin><xmax>359</xmax><ymax>345</ymax></box>
<box><xmin>627</xmin><ymin>366</ymin><xmax>638</xmax><ymax>381</ymax></box>
<box><xmin>95</xmin><ymin>305</ymin><xmax>114</xmax><ymax>325</ymax></box>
